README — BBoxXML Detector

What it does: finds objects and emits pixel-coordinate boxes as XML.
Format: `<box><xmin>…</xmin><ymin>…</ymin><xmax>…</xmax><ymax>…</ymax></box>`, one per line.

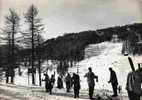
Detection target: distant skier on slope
<box><xmin>84</xmin><ymin>67</ymin><xmax>98</xmax><ymax>99</ymax></box>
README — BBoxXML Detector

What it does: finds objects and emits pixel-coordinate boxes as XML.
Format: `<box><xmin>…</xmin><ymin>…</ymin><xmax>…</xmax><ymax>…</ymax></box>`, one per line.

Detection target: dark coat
<box><xmin>49</xmin><ymin>75</ymin><xmax>55</xmax><ymax>89</ymax></box>
<box><xmin>84</xmin><ymin>71</ymin><xmax>98</xmax><ymax>87</ymax></box>
<box><xmin>126</xmin><ymin>70</ymin><xmax>142</xmax><ymax>95</ymax></box>
<box><xmin>72</xmin><ymin>73</ymin><xmax>80</xmax><ymax>89</ymax></box>
<box><xmin>109</xmin><ymin>70</ymin><xmax>118</xmax><ymax>85</ymax></box>
<box><xmin>57</xmin><ymin>76</ymin><xmax>63</xmax><ymax>89</ymax></box>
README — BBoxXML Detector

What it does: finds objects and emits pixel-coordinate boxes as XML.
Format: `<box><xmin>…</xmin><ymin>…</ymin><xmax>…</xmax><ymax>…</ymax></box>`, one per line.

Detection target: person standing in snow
<box><xmin>84</xmin><ymin>67</ymin><xmax>98</xmax><ymax>99</ymax></box>
<box><xmin>72</xmin><ymin>73</ymin><xmax>80</xmax><ymax>98</ymax></box>
<box><xmin>126</xmin><ymin>66</ymin><xmax>142</xmax><ymax>100</ymax></box>
<box><xmin>57</xmin><ymin>75</ymin><xmax>63</xmax><ymax>89</ymax></box>
<box><xmin>49</xmin><ymin>74</ymin><xmax>55</xmax><ymax>94</ymax></box>
<box><xmin>42</xmin><ymin>73</ymin><xmax>50</xmax><ymax>92</ymax></box>
<box><xmin>65</xmin><ymin>73</ymin><xmax>72</xmax><ymax>92</ymax></box>
<box><xmin>108</xmin><ymin>67</ymin><xmax>118</xmax><ymax>97</ymax></box>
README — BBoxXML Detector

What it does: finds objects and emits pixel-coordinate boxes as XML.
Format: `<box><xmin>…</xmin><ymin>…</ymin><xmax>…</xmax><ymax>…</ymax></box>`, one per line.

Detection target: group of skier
<box><xmin>84</xmin><ymin>67</ymin><xmax>118</xmax><ymax>99</ymax></box>
<box><xmin>64</xmin><ymin>72</ymin><xmax>81</xmax><ymax>98</ymax></box>
<box><xmin>42</xmin><ymin>72</ymin><xmax>55</xmax><ymax>94</ymax></box>
<box><xmin>42</xmin><ymin>71</ymin><xmax>81</xmax><ymax>98</ymax></box>
<box><xmin>42</xmin><ymin>67</ymin><xmax>119</xmax><ymax>100</ymax></box>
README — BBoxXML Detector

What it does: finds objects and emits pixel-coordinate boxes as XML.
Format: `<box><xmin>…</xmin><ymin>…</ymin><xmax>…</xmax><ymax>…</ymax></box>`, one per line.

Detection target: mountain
<box><xmin>40</xmin><ymin>23</ymin><xmax>142</xmax><ymax>62</ymax></box>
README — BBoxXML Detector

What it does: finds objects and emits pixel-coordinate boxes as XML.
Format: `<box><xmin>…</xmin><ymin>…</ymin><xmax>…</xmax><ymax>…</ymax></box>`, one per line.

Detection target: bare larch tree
<box><xmin>24</xmin><ymin>4</ymin><xmax>44</xmax><ymax>85</ymax></box>
<box><xmin>3</xmin><ymin>9</ymin><xmax>20</xmax><ymax>84</ymax></box>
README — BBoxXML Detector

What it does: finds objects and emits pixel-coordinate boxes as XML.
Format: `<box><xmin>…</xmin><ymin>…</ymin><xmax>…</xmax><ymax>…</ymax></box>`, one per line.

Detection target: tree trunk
<box><xmin>31</xmin><ymin>16</ymin><xmax>35</xmax><ymax>85</ymax></box>
<box><xmin>11</xmin><ymin>21</ymin><xmax>15</xmax><ymax>84</ymax></box>
<box><xmin>38</xmin><ymin>37</ymin><xmax>42</xmax><ymax>86</ymax></box>
<box><xmin>38</xmin><ymin>59</ymin><xmax>41</xmax><ymax>86</ymax></box>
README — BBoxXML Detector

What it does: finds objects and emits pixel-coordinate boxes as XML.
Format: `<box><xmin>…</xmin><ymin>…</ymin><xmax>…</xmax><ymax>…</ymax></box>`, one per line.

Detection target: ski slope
<box><xmin>5</xmin><ymin>42</ymin><xmax>141</xmax><ymax>94</ymax></box>
<box><xmin>69</xmin><ymin>42</ymin><xmax>139</xmax><ymax>92</ymax></box>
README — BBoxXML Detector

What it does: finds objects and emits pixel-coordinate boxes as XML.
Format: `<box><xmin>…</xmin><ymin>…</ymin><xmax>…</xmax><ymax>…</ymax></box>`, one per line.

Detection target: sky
<box><xmin>0</xmin><ymin>0</ymin><xmax>142</xmax><ymax>39</ymax></box>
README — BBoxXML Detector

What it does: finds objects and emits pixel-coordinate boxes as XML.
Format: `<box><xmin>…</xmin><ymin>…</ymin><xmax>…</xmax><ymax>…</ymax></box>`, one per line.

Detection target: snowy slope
<box><xmin>0</xmin><ymin>83</ymin><xmax>90</xmax><ymax>100</ymax></box>
<box><xmin>6</xmin><ymin>42</ymin><xmax>140</xmax><ymax>94</ymax></box>
<box><xmin>69</xmin><ymin>42</ymin><xmax>138</xmax><ymax>92</ymax></box>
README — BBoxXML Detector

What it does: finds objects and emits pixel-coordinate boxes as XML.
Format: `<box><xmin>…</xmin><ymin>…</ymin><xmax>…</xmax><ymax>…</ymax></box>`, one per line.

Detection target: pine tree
<box><xmin>2</xmin><ymin>9</ymin><xmax>20</xmax><ymax>83</ymax></box>
<box><xmin>23</xmin><ymin>4</ymin><xmax>44</xmax><ymax>85</ymax></box>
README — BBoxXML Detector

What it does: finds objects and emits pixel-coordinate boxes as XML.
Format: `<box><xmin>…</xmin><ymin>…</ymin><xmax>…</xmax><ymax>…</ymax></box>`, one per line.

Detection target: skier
<box><xmin>72</xmin><ymin>73</ymin><xmax>80</xmax><ymax>98</ymax></box>
<box><xmin>57</xmin><ymin>75</ymin><xmax>63</xmax><ymax>89</ymax></box>
<box><xmin>49</xmin><ymin>74</ymin><xmax>55</xmax><ymax>94</ymax></box>
<box><xmin>108</xmin><ymin>67</ymin><xmax>118</xmax><ymax>97</ymax></box>
<box><xmin>84</xmin><ymin>67</ymin><xmax>98</xmax><ymax>99</ymax></box>
<box><xmin>42</xmin><ymin>73</ymin><xmax>50</xmax><ymax>92</ymax></box>
<box><xmin>126</xmin><ymin>66</ymin><xmax>142</xmax><ymax>100</ymax></box>
<box><xmin>65</xmin><ymin>73</ymin><xmax>72</xmax><ymax>92</ymax></box>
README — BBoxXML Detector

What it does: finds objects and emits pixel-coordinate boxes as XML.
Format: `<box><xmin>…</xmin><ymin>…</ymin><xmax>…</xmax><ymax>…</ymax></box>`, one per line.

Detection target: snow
<box><xmin>0</xmin><ymin>83</ymin><xmax>91</xmax><ymax>100</ymax></box>
<box><xmin>0</xmin><ymin>83</ymin><xmax>129</xmax><ymax>100</ymax></box>
<box><xmin>12</xmin><ymin>42</ymin><xmax>135</xmax><ymax>93</ymax></box>
<box><xmin>0</xmin><ymin>42</ymin><xmax>134</xmax><ymax>100</ymax></box>
<box><xmin>69</xmin><ymin>42</ymin><xmax>138</xmax><ymax>93</ymax></box>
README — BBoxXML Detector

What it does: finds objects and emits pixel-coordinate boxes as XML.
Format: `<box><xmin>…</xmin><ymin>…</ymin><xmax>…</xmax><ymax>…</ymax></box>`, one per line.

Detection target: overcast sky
<box><xmin>0</xmin><ymin>0</ymin><xmax>142</xmax><ymax>39</ymax></box>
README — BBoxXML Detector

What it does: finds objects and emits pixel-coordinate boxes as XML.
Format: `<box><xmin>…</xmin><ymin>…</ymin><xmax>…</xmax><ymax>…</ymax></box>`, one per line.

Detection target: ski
<box><xmin>128</xmin><ymin>57</ymin><xmax>135</xmax><ymax>72</ymax></box>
